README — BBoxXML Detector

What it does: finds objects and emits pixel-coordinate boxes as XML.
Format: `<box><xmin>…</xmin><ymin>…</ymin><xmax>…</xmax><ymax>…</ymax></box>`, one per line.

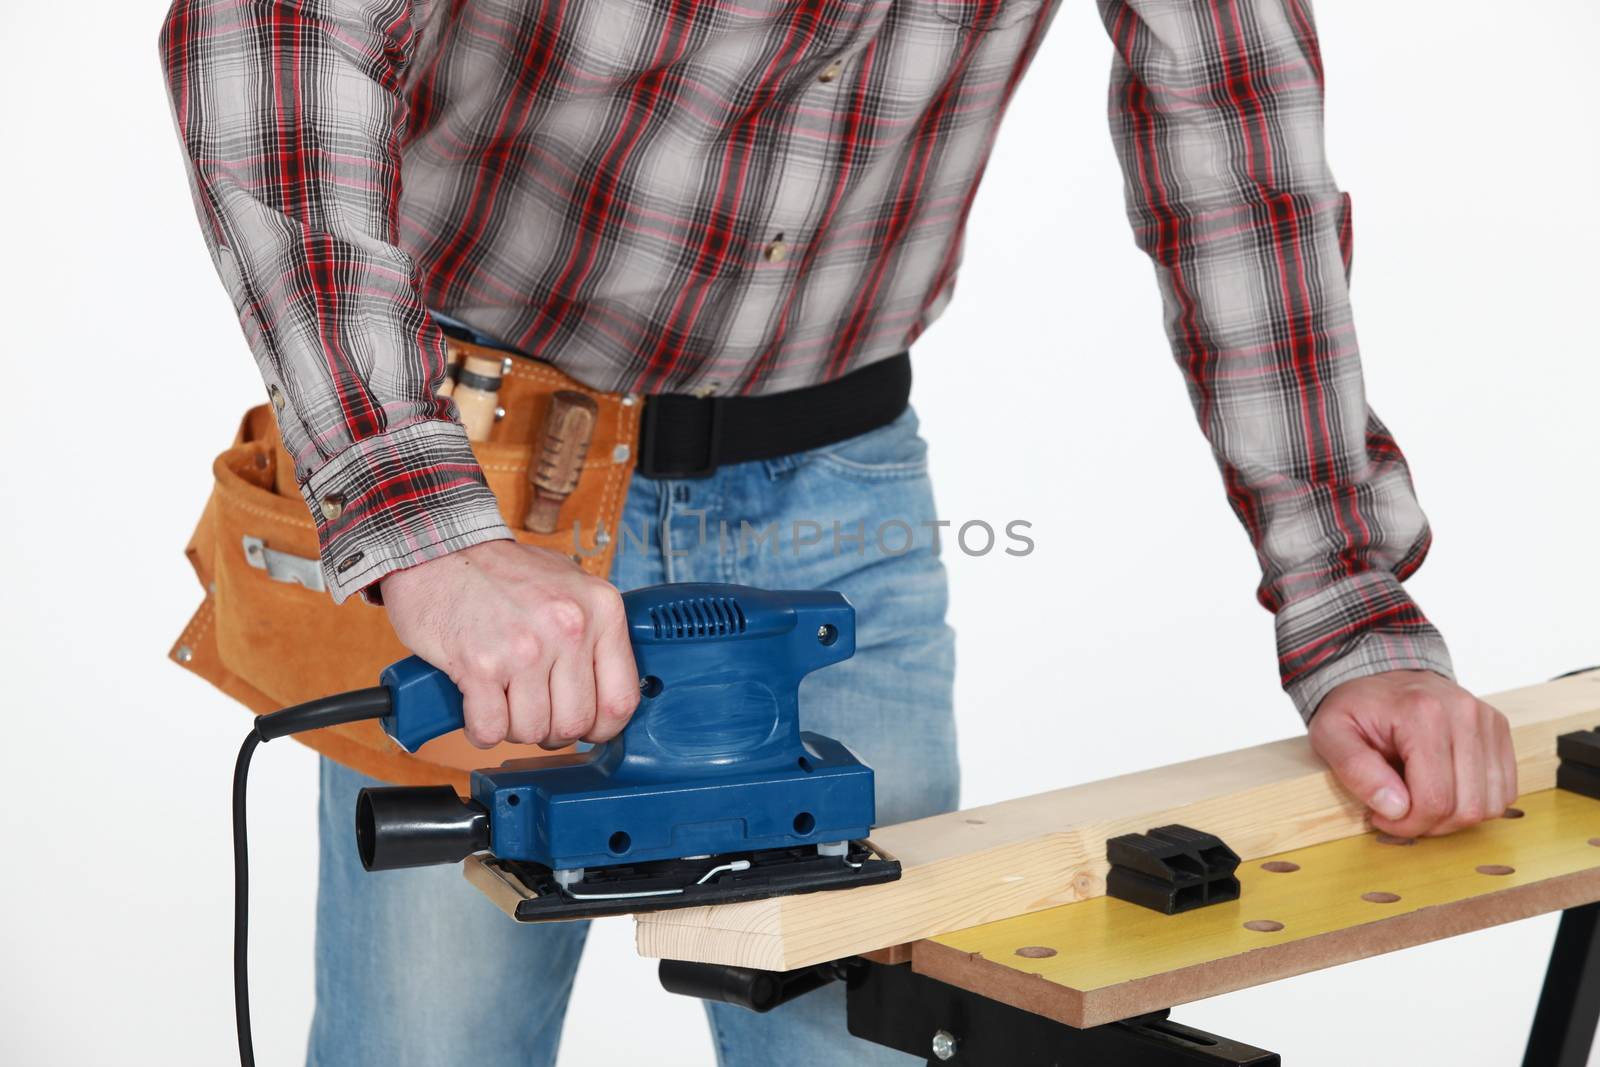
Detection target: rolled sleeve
<box><xmin>1277</xmin><ymin>571</ymin><xmax>1455</xmax><ymax>721</ymax></box>
<box><xmin>303</xmin><ymin>419</ymin><xmax>514</xmax><ymax>603</ymax></box>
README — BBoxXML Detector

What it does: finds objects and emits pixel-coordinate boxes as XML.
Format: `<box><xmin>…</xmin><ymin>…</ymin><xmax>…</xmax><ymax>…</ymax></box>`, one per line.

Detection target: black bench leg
<box><xmin>1525</xmin><ymin>902</ymin><xmax>1600</xmax><ymax>1067</ymax></box>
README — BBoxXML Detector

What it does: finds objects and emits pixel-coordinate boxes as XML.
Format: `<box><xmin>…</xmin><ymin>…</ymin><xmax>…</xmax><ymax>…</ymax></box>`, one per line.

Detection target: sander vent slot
<box><xmin>651</xmin><ymin>596</ymin><xmax>748</xmax><ymax>639</ymax></box>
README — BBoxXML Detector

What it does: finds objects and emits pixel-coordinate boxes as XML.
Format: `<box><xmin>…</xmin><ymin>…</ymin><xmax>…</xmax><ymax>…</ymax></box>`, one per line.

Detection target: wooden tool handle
<box><xmin>524</xmin><ymin>390</ymin><xmax>599</xmax><ymax>533</ymax></box>
<box><xmin>436</xmin><ymin>344</ymin><xmax>465</xmax><ymax>399</ymax></box>
<box><xmin>453</xmin><ymin>354</ymin><xmax>505</xmax><ymax>442</ymax></box>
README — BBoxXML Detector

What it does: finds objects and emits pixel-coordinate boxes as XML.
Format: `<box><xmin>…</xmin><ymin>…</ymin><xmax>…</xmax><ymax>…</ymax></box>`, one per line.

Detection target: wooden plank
<box><xmin>634</xmin><ymin>670</ymin><xmax>1600</xmax><ymax>970</ymax></box>
<box><xmin>914</xmin><ymin>787</ymin><xmax>1600</xmax><ymax>1027</ymax></box>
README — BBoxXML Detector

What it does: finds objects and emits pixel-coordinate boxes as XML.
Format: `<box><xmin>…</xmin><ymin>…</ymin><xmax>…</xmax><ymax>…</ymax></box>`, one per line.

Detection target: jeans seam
<box><xmin>809</xmin><ymin>455</ymin><xmax>930</xmax><ymax>481</ymax></box>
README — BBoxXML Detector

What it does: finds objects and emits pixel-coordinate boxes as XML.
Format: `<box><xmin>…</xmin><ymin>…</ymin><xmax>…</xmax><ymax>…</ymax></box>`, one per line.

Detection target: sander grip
<box><xmin>377</xmin><ymin>656</ymin><xmax>466</xmax><ymax>753</ymax></box>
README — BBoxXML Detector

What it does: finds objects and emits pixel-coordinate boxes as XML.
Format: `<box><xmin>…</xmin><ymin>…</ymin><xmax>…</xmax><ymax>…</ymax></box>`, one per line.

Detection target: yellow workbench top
<box><xmin>913</xmin><ymin>787</ymin><xmax>1600</xmax><ymax>1027</ymax></box>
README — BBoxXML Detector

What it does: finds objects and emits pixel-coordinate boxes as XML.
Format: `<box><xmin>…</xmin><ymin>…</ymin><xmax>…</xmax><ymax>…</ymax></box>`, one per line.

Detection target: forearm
<box><xmin>158</xmin><ymin>0</ymin><xmax>510</xmax><ymax>600</ymax></box>
<box><xmin>1099</xmin><ymin>0</ymin><xmax>1451</xmax><ymax>717</ymax></box>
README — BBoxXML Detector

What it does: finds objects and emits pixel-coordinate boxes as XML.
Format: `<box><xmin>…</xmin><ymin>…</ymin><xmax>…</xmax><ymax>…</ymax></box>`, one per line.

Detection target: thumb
<box><xmin>1313</xmin><ymin>715</ymin><xmax>1410</xmax><ymax>821</ymax></box>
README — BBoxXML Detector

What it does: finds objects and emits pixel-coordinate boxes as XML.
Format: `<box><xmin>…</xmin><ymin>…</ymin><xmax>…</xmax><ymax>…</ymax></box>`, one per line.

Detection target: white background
<box><xmin>2</xmin><ymin>1</ymin><xmax>1596</xmax><ymax>1064</ymax></box>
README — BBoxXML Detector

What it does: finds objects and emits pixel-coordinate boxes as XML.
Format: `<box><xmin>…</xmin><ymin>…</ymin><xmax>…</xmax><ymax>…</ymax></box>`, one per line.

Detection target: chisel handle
<box><xmin>525</xmin><ymin>390</ymin><xmax>599</xmax><ymax>533</ymax></box>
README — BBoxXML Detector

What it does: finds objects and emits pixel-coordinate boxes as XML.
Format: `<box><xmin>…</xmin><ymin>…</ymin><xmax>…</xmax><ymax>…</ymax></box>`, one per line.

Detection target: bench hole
<box><xmin>1260</xmin><ymin>861</ymin><xmax>1300</xmax><ymax>874</ymax></box>
<box><xmin>1502</xmin><ymin>807</ymin><xmax>1525</xmax><ymax>819</ymax></box>
<box><xmin>1362</xmin><ymin>891</ymin><xmax>1401</xmax><ymax>904</ymax></box>
<box><xmin>1376</xmin><ymin>833</ymin><xmax>1416</xmax><ymax>846</ymax></box>
<box><xmin>1015</xmin><ymin>946</ymin><xmax>1057</xmax><ymax>959</ymax></box>
<box><xmin>1476</xmin><ymin>864</ymin><xmax>1515</xmax><ymax>876</ymax></box>
<box><xmin>1243</xmin><ymin>919</ymin><xmax>1284</xmax><ymax>933</ymax></box>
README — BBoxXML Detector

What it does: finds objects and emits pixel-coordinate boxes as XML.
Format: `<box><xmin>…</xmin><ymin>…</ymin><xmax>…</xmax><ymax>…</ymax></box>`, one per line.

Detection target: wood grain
<box><xmin>634</xmin><ymin>671</ymin><xmax>1600</xmax><ymax>970</ymax></box>
<box><xmin>914</xmin><ymin>787</ymin><xmax>1600</xmax><ymax>1026</ymax></box>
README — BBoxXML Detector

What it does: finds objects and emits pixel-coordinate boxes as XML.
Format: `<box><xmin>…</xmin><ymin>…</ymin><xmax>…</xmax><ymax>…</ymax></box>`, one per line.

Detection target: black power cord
<box><xmin>233</xmin><ymin>687</ymin><xmax>393</xmax><ymax>1067</ymax></box>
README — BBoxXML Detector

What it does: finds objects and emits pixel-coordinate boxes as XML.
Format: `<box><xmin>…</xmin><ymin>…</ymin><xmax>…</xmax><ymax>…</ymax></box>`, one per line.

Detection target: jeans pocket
<box><xmin>808</xmin><ymin>407</ymin><xmax>930</xmax><ymax>482</ymax></box>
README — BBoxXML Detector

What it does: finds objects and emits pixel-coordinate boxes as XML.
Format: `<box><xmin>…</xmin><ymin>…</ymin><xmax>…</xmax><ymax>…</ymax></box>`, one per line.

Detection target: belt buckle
<box><xmin>639</xmin><ymin>395</ymin><xmax>725</xmax><ymax>479</ymax></box>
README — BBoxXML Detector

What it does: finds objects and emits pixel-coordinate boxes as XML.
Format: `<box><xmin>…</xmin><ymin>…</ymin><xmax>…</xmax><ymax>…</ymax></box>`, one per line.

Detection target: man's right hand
<box><xmin>380</xmin><ymin>541</ymin><xmax>640</xmax><ymax>749</ymax></box>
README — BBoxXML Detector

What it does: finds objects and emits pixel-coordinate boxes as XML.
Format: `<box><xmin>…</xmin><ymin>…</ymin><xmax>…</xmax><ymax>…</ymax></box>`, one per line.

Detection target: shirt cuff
<box><xmin>299</xmin><ymin>418</ymin><xmax>514</xmax><ymax>603</ymax></box>
<box><xmin>1276</xmin><ymin>570</ymin><xmax>1455</xmax><ymax>722</ymax></box>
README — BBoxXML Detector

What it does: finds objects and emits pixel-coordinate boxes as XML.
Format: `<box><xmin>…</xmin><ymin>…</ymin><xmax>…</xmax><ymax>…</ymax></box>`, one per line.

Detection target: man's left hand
<box><xmin>1309</xmin><ymin>670</ymin><xmax>1518</xmax><ymax>838</ymax></box>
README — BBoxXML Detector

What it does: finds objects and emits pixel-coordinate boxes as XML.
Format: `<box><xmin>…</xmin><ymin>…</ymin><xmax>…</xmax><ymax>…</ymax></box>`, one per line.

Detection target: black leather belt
<box><xmin>637</xmin><ymin>352</ymin><xmax>911</xmax><ymax>479</ymax></box>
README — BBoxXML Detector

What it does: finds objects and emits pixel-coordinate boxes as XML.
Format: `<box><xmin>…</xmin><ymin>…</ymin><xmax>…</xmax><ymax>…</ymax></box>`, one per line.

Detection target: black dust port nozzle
<box><xmin>356</xmin><ymin>786</ymin><xmax>491</xmax><ymax>871</ymax></box>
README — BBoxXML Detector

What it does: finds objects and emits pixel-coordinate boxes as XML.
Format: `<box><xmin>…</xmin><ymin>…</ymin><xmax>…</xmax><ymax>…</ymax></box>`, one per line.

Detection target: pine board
<box><xmin>634</xmin><ymin>671</ymin><xmax>1600</xmax><ymax>971</ymax></box>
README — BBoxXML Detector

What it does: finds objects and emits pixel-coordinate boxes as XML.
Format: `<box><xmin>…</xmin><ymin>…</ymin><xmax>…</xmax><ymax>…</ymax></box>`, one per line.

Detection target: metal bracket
<box><xmin>846</xmin><ymin>961</ymin><xmax>1278</xmax><ymax>1066</ymax></box>
<box><xmin>242</xmin><ymin>536</ymin><xmax>326</xmax><ymax>593</ymax></box>
<box><xmin>659</xmin><ymin>957</ymin><xmax>1276</xmax><ymax>1065</ymax></box>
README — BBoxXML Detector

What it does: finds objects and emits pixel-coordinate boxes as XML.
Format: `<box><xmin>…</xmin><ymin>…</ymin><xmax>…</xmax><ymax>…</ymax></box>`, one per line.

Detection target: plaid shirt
<box><xmin>159</xmin><ymin>0</ymin><xmax>1452</xmax><ymax>717</ymax></box>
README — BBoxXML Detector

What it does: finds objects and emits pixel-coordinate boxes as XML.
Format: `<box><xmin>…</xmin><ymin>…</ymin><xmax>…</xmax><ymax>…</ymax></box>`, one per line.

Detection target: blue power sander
<box><xmin>231</xmin><ymin>583</ymin><xmax>897</xmax><ymax>1063</ymax></box>
<box><xmin>354</xmin><ymin>583</ymin><xmax>901</xmax><ymax>918</ymax></box>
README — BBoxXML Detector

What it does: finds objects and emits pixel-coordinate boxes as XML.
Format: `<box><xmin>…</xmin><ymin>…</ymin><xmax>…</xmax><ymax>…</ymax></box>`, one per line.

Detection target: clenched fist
<box><xmin>380</xmin><ymin>541</ymin><xmax>640</xmax><ymax>749</ymax></box>
<box><xmin>1310</xmin><ymin>670</ymin><xmax>1518</xmax><ymax>838</ymax></box>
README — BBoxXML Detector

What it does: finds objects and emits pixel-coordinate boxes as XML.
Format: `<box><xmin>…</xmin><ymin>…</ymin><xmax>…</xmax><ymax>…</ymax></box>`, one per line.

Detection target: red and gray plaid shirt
<box><xmin>159</xmin><ymin>0</ymin><xmax>1452</xmax><ymax>717</ymax></box>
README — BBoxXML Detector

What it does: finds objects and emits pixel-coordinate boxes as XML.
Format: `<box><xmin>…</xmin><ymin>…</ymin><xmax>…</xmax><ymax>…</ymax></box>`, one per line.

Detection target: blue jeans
<box><xmin>307</xmin><ymin>407</ymin><xmax>959</xmax><ymax>1066</ymax></box>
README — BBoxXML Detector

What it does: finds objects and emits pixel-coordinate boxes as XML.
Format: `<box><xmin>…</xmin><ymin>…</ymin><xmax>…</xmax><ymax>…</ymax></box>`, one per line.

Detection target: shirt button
<box><xmin>269</xmin><ymin>384</ymin><xmax>286</xmax><ymax>411</ymax></box>
<box><xmin>764</xmin><ymin>237</ymin><xmax>789</xmax><ymax>263</ymax></box>
<box><xmin>818</xmin><ymin>59</ymin><xmax>843</xmax><ymax>83</ymax></box>
<box><xmin>320</xmin><ymin>493</ymin><xmax>346</xmax><ymax>522</ymax></box>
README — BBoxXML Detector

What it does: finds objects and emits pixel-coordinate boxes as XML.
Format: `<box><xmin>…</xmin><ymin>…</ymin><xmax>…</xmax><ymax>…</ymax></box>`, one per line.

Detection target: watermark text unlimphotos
<box><xmin>569</xmin><ymin>511</ymin><xmax>1034</xmax><ymax>560</ymax></box>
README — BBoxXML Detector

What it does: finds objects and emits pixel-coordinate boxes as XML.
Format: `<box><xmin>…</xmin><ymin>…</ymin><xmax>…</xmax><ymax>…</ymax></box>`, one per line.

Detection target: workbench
<box><xmin>639</xmin><ymin>670</ymin><xmax>1600</xmax><ymax>1065</ymax></box>
<box><xmin>662</xmin><ymin>785</ymin><xmax>1600</xmax><ymax>1064</ymax></box>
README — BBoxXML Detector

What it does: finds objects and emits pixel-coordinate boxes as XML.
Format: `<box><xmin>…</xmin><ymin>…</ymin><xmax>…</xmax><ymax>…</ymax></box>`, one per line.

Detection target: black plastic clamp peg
<box><xmin>1556</xmin><ymin>727</ymin><xmax>1600</xmax><ymax>801</ymax></box>
<box><xmin>1105</xmin><ymin>824</ymin><xmax>1241</xmax><ymax>915</ymax></box>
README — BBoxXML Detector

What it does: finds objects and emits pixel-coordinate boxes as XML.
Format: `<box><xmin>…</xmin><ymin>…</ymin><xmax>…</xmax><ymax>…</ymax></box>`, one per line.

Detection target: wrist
<box><xmin>296</xmin><ymin>418</ymin><xmax>514</xmax><ymax>603</ymax></box>
<box><xmin>1274</xmin><ymin>571</ymin><xmax>1454</xmax><ymax>722</ymax></box>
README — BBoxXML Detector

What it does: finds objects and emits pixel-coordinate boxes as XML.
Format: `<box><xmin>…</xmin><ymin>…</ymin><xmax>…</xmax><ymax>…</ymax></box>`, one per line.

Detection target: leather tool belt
<box><xmin>171</xmin><ymin>336</ymin><xmax>912</xmax><ymax>791</ymax></box>
<box><xmin>169</xmin><ymin>337</ymin><xmax>641</xmax><ymax>792</ymax></box>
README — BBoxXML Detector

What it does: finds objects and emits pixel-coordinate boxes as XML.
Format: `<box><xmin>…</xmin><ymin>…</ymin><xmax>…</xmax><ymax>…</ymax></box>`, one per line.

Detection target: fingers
<box><xmin>1376</xmin><ymin>701</ymin><xmax>1456</xmax><ymax>839</ymax></box>
<box><xmin>506</xmin><ymin>665</ymin><xmax>552</xmax><ymax>746</ymax></box>
<box><xmin>1481</xmin><ymin>702</ymin><xmax>1513</xmax><ymax>818</ymax></box>
<box><xmin>546</xmin><ymin>645</ymin><xmax>597</xmax><ymax>749</ymax></box>
<box><xmin>1429</xmin><ymin>699</ymin><xmax>1488</xmax><ymax>836</ymax></box>
<box><xmin>1313</xmin><ymin>673</ymin><xmax>1518</xmax><ymax>839</ymax></box>
<box><xmin>587</xmin><ymin>597</ymin><xmax>641</xmax><ymax>744</ymax></box>
<box><xmin>382</xmin><ymin>539</ymin><xmax>643</xmax><ymax>751</ymax></box>
<box><xmin>508</xmin><ymin>586</ymin><xmax>630</xmax><ymax>749</ymax></box>
<box><xmin>1495</xmin><ymin>705</ymin><xmax>1520</xmax><ymax>809</ymax></box>
<box><xmin>459</xmin><ymin>677</ymin><xmax>510</xmax><ymax>749</ymax></box>
<box><xmin>1311</xmin><ymin>713</ymin><xmax>1411</xmax><ymax>822</ymax></box>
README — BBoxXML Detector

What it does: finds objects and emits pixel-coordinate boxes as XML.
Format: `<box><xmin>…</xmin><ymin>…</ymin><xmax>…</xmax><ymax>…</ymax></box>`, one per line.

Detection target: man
<box><xmin>159</xmin><ymin>1</ymin><xmax>1517</xmax><ymax>1063</ymax></box>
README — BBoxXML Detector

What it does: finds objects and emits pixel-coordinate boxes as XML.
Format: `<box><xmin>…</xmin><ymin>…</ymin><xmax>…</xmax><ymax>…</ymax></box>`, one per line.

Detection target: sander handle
<box><xmin>378</xmin><ymin>656</ymin><xmax>467</xmax><ymax>753</ymax></box>
<box><xmin>375</xmin><ymin>582</ymin><xmax>854</xmax><ymax>756</ymax></box>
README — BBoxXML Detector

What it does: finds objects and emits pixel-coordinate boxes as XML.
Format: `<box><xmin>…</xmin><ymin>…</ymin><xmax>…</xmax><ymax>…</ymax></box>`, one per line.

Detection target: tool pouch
<box><xmin>169</xmin><ymin>340</ymin><xmax>641</xmax><ymax>791</ymax></box>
